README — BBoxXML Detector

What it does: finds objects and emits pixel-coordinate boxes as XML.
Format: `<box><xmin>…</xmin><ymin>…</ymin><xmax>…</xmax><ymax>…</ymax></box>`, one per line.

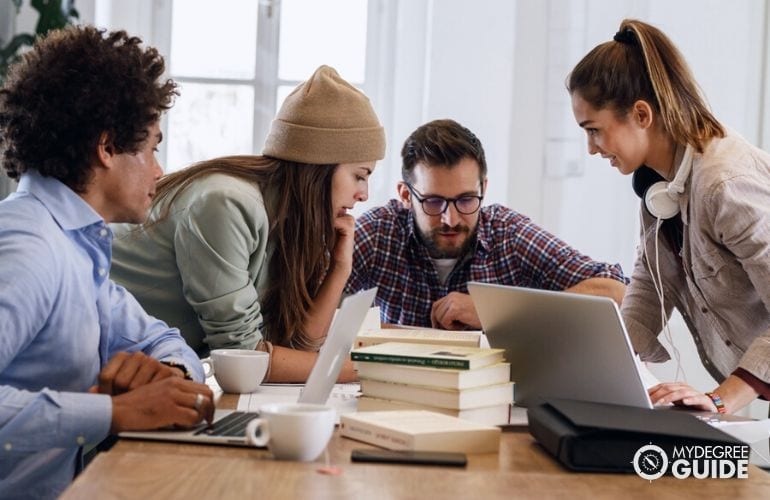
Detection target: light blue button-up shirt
<box><xmin>0</xmin><ymin>171</ymin><xmax>204</xmax><ymax>498</ymax></box>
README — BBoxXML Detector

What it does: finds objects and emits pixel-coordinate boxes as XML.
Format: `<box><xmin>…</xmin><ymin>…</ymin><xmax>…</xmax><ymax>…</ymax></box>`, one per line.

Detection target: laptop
<box><xmin>467</xmin><ymin>283</ymin><xmax>770</xmax><ymax>466</ymax></box>
<box><xmin>120</xmin><ymin>287</ymin><xmax>377</xmax><ymax>446</ymax></box>
<box><xmin>468</xmin><ymin>282</ymin><xmax>657</xmax><ymax>409</ymax></box>
<box><xmin>468</xmin><ymin>283</ymin><xmax>760</xmax><ymax>415</ymax></box>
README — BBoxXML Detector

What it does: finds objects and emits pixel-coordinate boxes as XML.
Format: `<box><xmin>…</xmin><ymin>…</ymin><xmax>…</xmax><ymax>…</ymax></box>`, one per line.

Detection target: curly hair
<box><xmin>0</xmin><ymin>25</ymin><xmax>177</xmax><ymax>192</ymax></box>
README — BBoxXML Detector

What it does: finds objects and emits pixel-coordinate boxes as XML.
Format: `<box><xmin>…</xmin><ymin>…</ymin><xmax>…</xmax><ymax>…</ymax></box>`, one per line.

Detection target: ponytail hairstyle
<box><xmin>567</xmin><ymin>19</ymin><xmax>723</xmax><ymax>152</ymax></box>
<box><xmin>150</xmin><ymin>155</ymin><xmax>337</xmax><ymax>351</ymax></box>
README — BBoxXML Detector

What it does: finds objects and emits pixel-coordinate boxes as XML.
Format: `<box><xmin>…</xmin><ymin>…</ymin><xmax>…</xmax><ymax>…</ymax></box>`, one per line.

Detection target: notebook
<box><xmin>120</xmin><ymin>287</ymin><xmax>377</xmax><ymax>447</ymax></box>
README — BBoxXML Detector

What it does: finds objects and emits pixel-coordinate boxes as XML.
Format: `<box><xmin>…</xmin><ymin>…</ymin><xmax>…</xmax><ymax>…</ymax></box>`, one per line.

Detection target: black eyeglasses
<box><xmin>405</xmin><ymin>183</ymin><xmax>484</xmax><ymax>216</ymax></box>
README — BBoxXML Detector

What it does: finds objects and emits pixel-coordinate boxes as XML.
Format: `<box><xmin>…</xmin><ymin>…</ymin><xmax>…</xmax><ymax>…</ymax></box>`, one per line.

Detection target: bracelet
<box><xmin>256</xmin><ymin>340</ymin><xmax>273</xmax><ymax>382</ymax></box>
<box><xmin>705</xmin><ymin>391</ymin><xmax>727</xmax><ymax>414</ymax></box>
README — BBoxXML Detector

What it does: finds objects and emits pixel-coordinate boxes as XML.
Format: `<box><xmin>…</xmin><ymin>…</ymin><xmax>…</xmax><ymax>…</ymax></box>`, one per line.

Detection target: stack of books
<box><xmin>351</xmin><ymin>342</ymin><xmax>513</xmax><ymax>425</ymax></box>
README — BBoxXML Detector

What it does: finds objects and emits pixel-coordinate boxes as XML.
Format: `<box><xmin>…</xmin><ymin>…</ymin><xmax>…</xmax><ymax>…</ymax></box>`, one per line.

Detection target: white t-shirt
<box><xmin>432</xmin><ymin>258</ymin><xmax>459</xmax><ymax>285</ymax></box>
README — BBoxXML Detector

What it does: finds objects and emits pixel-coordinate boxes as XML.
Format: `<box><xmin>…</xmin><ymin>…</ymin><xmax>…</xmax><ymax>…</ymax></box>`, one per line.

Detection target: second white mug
<box><xmin>201</xmin><ymin>349</ymin><xmax>269</xmax><ymax>393</ymax></box>
<box><xmin>245</xmin><ymin>403</ymin><xmax>335</xmax><ymax>461</ymax></box>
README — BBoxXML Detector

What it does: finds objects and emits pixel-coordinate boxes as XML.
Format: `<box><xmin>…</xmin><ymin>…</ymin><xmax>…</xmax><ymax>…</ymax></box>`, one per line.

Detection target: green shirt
<box><xmin>112</xmin><ymin>173</ymin><xmax>273</xmax><ymax>356</ymax></box>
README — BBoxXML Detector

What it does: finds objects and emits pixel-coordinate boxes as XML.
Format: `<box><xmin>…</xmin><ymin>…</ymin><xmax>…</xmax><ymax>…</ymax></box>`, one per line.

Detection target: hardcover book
<box><xmin>355</xmin><ymin>328</ymin><xmax>482</xmax><ymax>348</ymax></box>
<box><xmin>355</xmin><ymin>361</ymin><xmax>511</xmax><ymax>390</ymax></box>
<box><xmin>356</xmin><ymin>396</ymin><xmax>511</xmax><ymax>426</ymax></box>
<box><xmin>359</xmin><ymin>379</ymin><xmax>514</xmax><ymax>410</ymax></box>
<box><xmin>340</xmin><ymin>410</ymin><xmax>501</xmax><ymax>453</ymax></box>
<box><xmin>351</xmin><ymin>342</ymin><xmax>504</xmax><ymax>370</ymax></box>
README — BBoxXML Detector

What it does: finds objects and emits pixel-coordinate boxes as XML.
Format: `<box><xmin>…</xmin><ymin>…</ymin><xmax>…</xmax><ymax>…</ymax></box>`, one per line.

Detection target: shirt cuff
<box><xmin>732</xmin><ymin>367</ymin><xmax>770</xmax><ymax>401</ymax></box>
<box><xmin>738</xmin><ymin>337</ymin><xmax>770</xmax><ymax>384</ymax></box>
<box><xmin>56</xmin><ymin>391</ymin><xmax>112</xmax><ymax>446</ymax></box>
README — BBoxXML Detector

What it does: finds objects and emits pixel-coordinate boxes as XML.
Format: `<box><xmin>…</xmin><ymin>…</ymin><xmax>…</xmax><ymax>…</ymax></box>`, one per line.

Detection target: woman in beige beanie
<box><xmin>111</xmin><ymin>65</ymin><xmax>385</xmax><ymax>382</ymax></box>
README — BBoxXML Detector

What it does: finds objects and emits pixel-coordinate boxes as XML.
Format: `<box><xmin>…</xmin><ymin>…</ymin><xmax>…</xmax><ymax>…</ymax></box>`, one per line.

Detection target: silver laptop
<box><xmin>468</xmin><ymin>282</ymin><xmax>653</xmax><ymax>409</ymax></box>
<box><xmin>120</xmin><ymin>287</ymin><xmax>377</xmax><ymax>446</ymax></box>
<box><xmin>467</xmin><ymin>283</ymin><xmax>770</xmax><ymax>467</ymax></box>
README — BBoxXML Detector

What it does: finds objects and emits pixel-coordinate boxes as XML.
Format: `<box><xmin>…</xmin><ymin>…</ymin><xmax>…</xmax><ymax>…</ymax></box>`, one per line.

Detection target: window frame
<box><xmin>149</xmin><ymin>0</ymin><xmax>392</xmax><ymax>172</ymax></box>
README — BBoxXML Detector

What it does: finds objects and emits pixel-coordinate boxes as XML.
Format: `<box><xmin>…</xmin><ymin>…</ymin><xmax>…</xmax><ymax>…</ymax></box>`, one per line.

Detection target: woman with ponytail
<box><xmin>569</xmin><ymin>19</ymin><xmax>770</xmax><ymax>414</ymax></box>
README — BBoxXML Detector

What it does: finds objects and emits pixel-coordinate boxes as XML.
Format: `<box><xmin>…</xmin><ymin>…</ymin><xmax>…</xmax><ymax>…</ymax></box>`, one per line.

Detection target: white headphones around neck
<box><xmin>644</xmin><ymin>145</ymin><xmax>694</xmax><ymax>220</ymax></box>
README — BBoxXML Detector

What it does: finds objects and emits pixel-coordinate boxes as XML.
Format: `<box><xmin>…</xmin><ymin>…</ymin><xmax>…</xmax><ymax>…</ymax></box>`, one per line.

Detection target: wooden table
<box><xmin>62</xmin><ymin>394</ymin><xmax>770</xmax><ymax>499</ymax></box>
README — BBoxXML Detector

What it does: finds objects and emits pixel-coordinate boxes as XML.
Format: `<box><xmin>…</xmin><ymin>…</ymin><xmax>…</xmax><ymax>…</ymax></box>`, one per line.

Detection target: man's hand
<box><xmin>331</xmin><ymin>214</ymin><xmax>356</xmax><ymax>273</ymax></box>
<box><xmin>565</xmin><ymin>277</ymin><xmax>626</xmax><ymax>306</ymax></box>
<box><xmin>92</xmin><ymin>352</ymin><xmax>183</xmax><ymax>396</ymax></box>
<box><xmin>430</xmin><ymin>292</ymin><xmax>482</xmax><ymax>330</ymax></box>
<box><xmin>110</xmin><ymin>376</ymin><xmax>215</xmax><ymax>433</ymax></box>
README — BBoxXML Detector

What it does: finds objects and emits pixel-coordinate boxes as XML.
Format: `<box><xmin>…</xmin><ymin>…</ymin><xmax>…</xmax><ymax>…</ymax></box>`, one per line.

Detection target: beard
<box><xmin>417</xmin><ymin>221</ymin><xmax>478</xmax><ymax>259</ymax></box>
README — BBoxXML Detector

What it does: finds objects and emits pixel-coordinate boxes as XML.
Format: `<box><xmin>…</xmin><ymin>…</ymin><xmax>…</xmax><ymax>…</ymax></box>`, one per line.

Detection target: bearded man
<box><xmin>345</xmin><ymin>119</ymin><xmax>627</xmax><ymax>329</ymax></box>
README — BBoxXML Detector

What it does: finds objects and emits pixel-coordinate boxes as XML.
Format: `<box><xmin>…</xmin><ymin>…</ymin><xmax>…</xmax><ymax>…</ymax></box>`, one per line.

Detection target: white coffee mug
<box><xmin>201</xmin><ymin>349</ymin><xmax>269</xmax><ymax>394</ymax></box>
<box><xmin>245</xmin><ymin>403</ymin><xmax>335</xmax><ymax>461</ymax></box>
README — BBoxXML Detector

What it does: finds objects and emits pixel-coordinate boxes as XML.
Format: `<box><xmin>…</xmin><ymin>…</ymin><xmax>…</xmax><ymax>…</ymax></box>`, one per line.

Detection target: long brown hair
<box><xmin>152</xmin><ymin>155</ymin><xmax>337</xmax><ymax>350</ymax></box>
<box><xmin>567</xmin><ymin>19</ymin><xmax>723</xmax><ymax>153</ymax></box>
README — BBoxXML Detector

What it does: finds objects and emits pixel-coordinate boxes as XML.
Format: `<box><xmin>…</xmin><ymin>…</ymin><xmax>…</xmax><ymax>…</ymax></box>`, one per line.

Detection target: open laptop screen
<box><xmin>468</xmin><ymin>282</ymin><xmax>653</xmax><ymax>409</ymax></box>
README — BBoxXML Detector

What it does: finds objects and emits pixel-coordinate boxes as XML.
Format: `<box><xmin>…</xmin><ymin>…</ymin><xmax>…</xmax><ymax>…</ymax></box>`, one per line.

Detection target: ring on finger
<box><xmin>194</xmin><ymin>393</ymin><xmax>204</xmax><ymax>412</ymax></box>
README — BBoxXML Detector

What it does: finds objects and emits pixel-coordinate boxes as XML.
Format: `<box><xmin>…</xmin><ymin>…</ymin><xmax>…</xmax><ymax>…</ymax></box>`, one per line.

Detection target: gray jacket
<box><xmin>623</xmin><ymin>132</ymin><xmax>770</xmax><ymax>384</ymax></box>
<box><xmin>111</xmin><ymin>173</ymin><xmax>273</xmax><ymax>355</ymax></box>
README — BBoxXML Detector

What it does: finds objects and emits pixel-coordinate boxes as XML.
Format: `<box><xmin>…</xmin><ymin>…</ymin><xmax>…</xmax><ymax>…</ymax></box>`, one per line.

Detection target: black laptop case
<box><xmin>527</xmin><ymin>399</ymin><xmax>748</xmax><ymax>473</ymax></box>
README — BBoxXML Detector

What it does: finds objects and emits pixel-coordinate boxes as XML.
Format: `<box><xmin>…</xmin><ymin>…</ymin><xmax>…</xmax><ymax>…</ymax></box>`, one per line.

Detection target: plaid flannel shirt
<box><xmin>345</xmin><ymin>200</ymin><xmax>627</xmax><ymax>326</ymax></box>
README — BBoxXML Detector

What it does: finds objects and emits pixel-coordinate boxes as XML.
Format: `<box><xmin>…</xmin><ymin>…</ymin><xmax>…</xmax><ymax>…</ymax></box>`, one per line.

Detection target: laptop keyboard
<box><xmin>194</xmin><ymin>411</ymin><xmax>260</xmax><ymax>437</ymax></box>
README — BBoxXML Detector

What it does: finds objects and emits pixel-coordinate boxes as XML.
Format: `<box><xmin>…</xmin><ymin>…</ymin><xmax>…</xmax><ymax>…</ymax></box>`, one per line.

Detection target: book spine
<box><xmin>350</xmin><ymin>352</ymin><xmax>469</xmax><ymax>369</ymax></box>
<box><xmin>355</xmin><ymin>337</ymin><xmax>479</xmax><ymax>349</ymax></box>
<box><xmin>357</xmin><ymin>370</ymin><xmax>454</xmax><ymax>389</ymax></box>
<box><xmin>339</xmin><ymin>420</ymin><xmax>412</xmax><ymax>451</ymax></box>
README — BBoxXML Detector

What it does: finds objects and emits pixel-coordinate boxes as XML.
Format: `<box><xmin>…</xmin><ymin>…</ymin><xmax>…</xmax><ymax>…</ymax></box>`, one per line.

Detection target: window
<box><xmin>161</xmin><ymin>0</ymin><xmax>375</xmax><ymax>172</ymax></box>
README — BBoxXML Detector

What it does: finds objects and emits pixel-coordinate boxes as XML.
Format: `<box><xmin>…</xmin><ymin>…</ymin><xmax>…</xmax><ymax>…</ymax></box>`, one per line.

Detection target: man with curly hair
<box><xmin>0</xmin><ymin>26</ymin><xmax>214</xmax><ymax>497</ymax></box>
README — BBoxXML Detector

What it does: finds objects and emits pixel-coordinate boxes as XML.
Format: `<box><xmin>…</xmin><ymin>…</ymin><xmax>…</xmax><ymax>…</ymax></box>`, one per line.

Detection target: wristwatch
<box><xmin>161</xmin><ymin>360</ymin><xmax>193</xmax><ymax>380</ymax></box>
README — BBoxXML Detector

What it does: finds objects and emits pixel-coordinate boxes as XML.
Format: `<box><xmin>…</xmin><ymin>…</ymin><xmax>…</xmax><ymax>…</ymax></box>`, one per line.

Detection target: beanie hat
<box><xmin>263</xmin><ymin>65</ymin><xmax>385</xmax><ymax>164</ymax></box>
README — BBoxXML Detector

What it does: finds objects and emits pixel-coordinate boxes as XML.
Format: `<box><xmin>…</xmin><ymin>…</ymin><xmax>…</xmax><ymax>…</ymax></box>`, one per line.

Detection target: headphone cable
<box><xmin>639</xmin><ymin>212</ymin><xmax>685</xmax><ymax>383</ymax></box>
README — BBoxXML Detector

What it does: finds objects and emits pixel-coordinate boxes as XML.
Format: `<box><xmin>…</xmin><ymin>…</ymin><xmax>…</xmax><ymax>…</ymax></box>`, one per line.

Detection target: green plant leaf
<box><xmin>0</xmin><ymin>34</ymin><xmax>35</xmax><ymax>60</ymax></box>
<box><xmin>31</xmin><ymin>0</ymin><xmax>79</xmax><ymax>35</ymax></box>
<box><xmin>0</xmin><ymin>33</ymin><xmax>35</xmax><ymax>84</ymax></box>
<box><xmin>0</xmin><ymin>0</ymin><xmax>79</xmax><ymax>85</ymax></box>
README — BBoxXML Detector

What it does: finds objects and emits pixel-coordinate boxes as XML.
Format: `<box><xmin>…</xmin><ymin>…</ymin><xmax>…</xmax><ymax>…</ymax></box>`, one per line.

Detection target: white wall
<box><xmin>0</xmin><ymin>3</ymin><xmax>16</xmax><ymax>46</ymax></box>
<box><xmin>375</xmin><ymin>0</ymin><xmax>517</xmax><ymax>207</ymax></box>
